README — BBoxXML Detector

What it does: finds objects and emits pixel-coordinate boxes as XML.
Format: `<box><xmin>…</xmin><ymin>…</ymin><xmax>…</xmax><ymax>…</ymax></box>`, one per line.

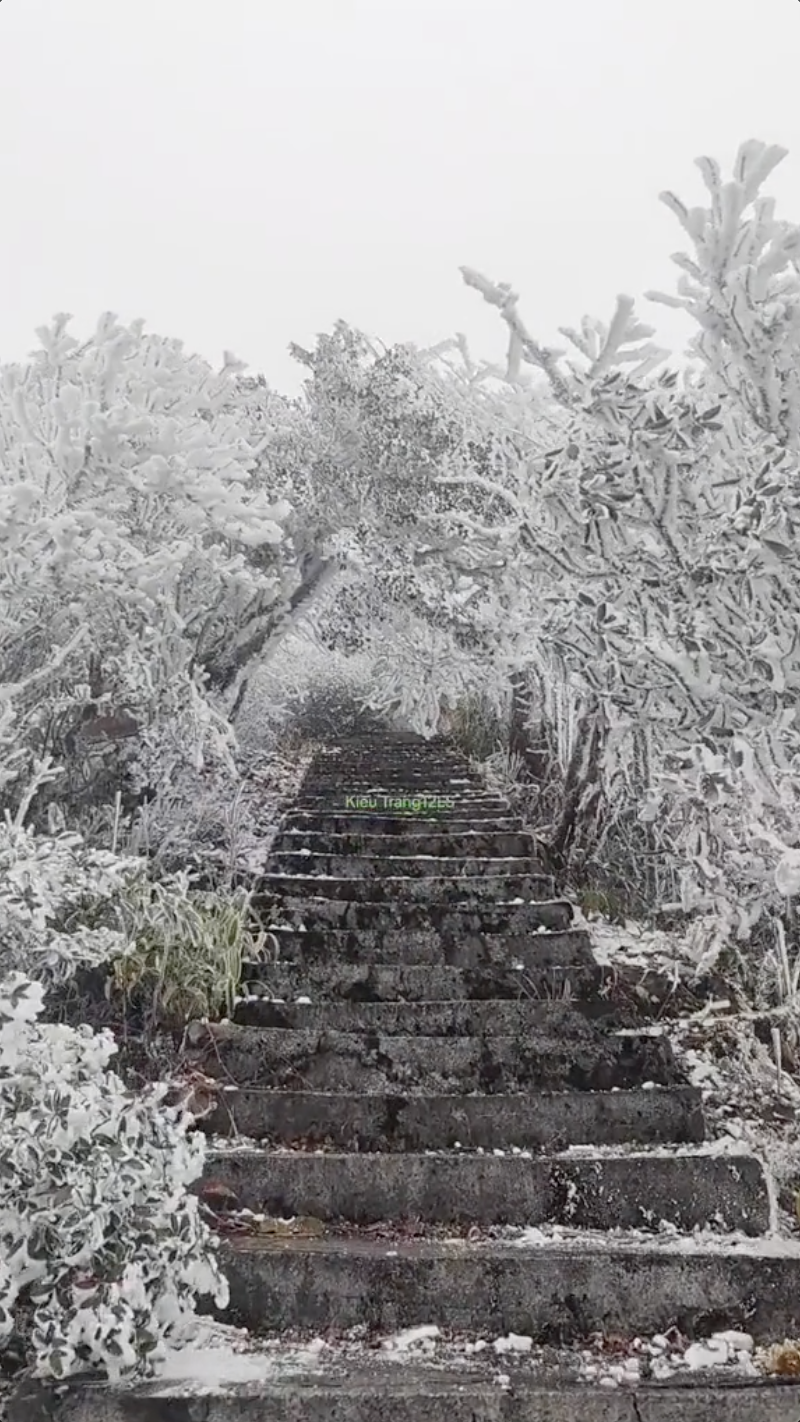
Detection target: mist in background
<box><xmin>1</xmin><ymin>0</ymin><xmax>798</xmax><ymax>393</ymax></box>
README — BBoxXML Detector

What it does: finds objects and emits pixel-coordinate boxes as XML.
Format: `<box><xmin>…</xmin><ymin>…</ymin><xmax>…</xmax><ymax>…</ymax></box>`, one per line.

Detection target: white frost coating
<box><xmin>152</xmin><ymin>1324</ymin><xmax>329</xmax><ymax>1392</ymax></box>
<box><xmin>493</xmin><ymin>1333</ymin><xmax>534</xmax><ymax>1354</ymax></box>
<box><xmin>0</xmin><ymin>972</ymin><xmax>228</xmax><ymax>1383</ymax></box>
<box><xmin>381</xmin><ymin>1325</ymin><xmax>441</xmax><ymax>1352</ymax></box>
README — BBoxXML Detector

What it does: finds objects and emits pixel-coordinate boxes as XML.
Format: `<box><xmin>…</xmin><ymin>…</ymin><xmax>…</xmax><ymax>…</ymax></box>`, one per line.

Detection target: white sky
<box><xmin>1</xmin><ymin>0</ymin><xmax>798</xmax><ymax>397</ymax></box>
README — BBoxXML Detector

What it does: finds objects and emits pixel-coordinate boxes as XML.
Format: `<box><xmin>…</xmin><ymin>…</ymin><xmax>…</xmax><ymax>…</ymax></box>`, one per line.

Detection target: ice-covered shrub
<box><xmin>362</xmin><ymin>612</ymin><xmax>486</xmax><ymax>738</ymax></box>
<box><xmin>280</xmin><ymin>682</ymin><xmax>387</xmax><ymax>741</ymax></box>
<box><xmin>0</xmin><ymin>972</ymin><xmax>227</xmax><ymax>1382</ymax></box>
<box><xmin>0</xmin><ymin>816</ymin><xmax>141</xmax><ymax>986</ymax></box>
<box><xmin>237</xmin><ymin>634</ymin><xmax>386</xmax><ymax>750</ymax></box>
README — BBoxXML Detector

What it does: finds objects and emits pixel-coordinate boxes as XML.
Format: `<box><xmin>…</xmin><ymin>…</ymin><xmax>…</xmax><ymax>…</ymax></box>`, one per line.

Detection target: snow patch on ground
<box><xmin>149</xmin><ymin>1321</ymin><xmax>328</xmax><ymax>1394</ymax></box>
<box><xmin>205</xmin><ymin>1136</ymin><xmax>766</xmax><ymax>1161</ymax></box>
<box><xmin>381</xmin><ymin>1324</ymin><xmax>441</xmax><ymax>1352</ymax></box>
<box><xmin>506</xmin><ymin>1222</ymin><xmax>800</xmax><ymax>1254</ymax></box>
<box><xmin>140</xmin><ymin>1318</ymin><xmax>792</xmax><ymax>1394</ymax></box>
<box><xmin>576</xmin><ymin>907</ymin><xmax>800</xmax><ymax>1235</ymax></box>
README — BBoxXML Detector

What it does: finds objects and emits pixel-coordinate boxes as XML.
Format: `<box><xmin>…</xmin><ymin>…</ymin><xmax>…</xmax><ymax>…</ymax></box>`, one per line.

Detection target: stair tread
<box><xmin>199</xmin><ymin>1083</ymin><xmax>705</xmax><ymax>1152</ymax></box>
<box><xmin>222</xmin><ymin>1231</ymin><xmax>798</xmax><ymax>1259</ymax></box>
<box><xmin>83</xmin><ymin>1366</ymin><xmax>800</xmax><ymax>1420</ymax></box>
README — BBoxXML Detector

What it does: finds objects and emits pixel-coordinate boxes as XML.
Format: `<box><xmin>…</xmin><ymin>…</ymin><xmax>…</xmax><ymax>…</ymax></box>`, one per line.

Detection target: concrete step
<box><xmin>183</xmin><ymin>1021</ymin><xmax>682</xmax><ymax>1094</ymax></box>
<box><xmin>214</xmin><ymin>1234</ymin><xmax>800</xmax><ymax>1339</ymax></box>
<box><xmin>232</xmin><ymin>997</ymin><xmax>616</xmax><ymax>1035</ymax></box>
<box><xmin>300</xmin><ymin>768</ymin><xmax>490</xmax><ymax>779</ymax></box>
<box><xmin>240</xmin><ymin>959</ymin><xmax>604</xmax><ymax>1003</ymax></box>
<box><xmin>291</xmin><ymin>807</ymin><xmax>516</xmax><ymax>826</ymax></box>
<box><xmin>306</xmin><ymin>764</ymin><xmax>475</xmax><ymax>780</ymax></box>
<box><xmin>281</xmin><ymin>814</ymin><xmax>526</xmax><ymax>835</ymax></box>
<box><xmin>308</xmin><ymin>761</ymin><xmax>474</xmax><ymax>773</ymax></box>
<box><xmin>258</xmin><ymin>873</ymin><xmax>556</xmax><ymax>904</ymax></box>
<box><xmin>201</xmin><ymin>1147</ymin><xmax>770</xmax><ymax>1234</ymax></box>
<box><xmin>284</xmin><ymin>803</ymin><xmax>518</xmax><ymax>818</ymax></box>
<box><xmin>200</xmin><ymin>1084</ymin><xmax>706</xmax><ymax>1149</ymax></box>
<box><xmin>269</xmin><ymin>853</ymin><xmax>537</xmax><ymax>880</ymax></box>
<box><xmin>307</xmin><ymin>748</ymin><xmax>471</xmax><ymax>757</ymax></box>
<box><xmin>309</xmin><ymin>750</ymin><xmax>472</xmax><ymax>765</ymax></box>
<box><xmin>313</xmin><ymin>733</ymin><xmax>452</xmax><ymax>743</ymax></box>
<box><xmin>250</xmin><ymin>925</ymin><xmax>595</xmax><ymax>970</ymax></box>
<box><xmin>314</xmin><ymin>739</ymin><xmax>469</xmax><ymax>749</ymax></box>
<box><xmin>299</xmin><ymin>790</ymin><xmax>486</xmax><ymax>806</ymax></box>
<box><xmin>34</xmin><ymin>1365</ymin><xmax>800</xmax><ymax>1422</ymax></box>
<box><xmin>301</xmin><ymin>787</ymin><xmax>484</xmax><ymax>802</ymax></box>
<box><xmin>262</xmin><ymin>898</ymin><xmax>574</xmax><ymax>935</ymax></box>
<box><xmin>301</xmin><ymin>773</ymin><xmax>480</xmax><ymax>784</ymax></box>
<box><xmin>307</xmin><ymin>748</ymin><xmax>472</xmax><ymax>760</ymax></box>
<box><xmin>301</xmin><ymin>766</ymin><xmax>488</xmax><ymax>776</ymax></box>
<box><xmin>274</xmin><ymin>829</ymin><xmax>538</xmax><ymax>857</ymax></box>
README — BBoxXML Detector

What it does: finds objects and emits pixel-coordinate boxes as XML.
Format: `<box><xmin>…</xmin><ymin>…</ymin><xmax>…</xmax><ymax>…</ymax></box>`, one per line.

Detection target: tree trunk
<box><xmin>201</xmin><ymin>554</ymin><xmax>338</xmax><ymax>693</ymax></box>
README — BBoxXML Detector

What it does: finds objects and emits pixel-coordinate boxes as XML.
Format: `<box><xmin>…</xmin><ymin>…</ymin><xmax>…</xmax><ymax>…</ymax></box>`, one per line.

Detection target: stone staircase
<box><xmin>40</xmin><ymin>732</ymin><xmax>800</xmax><ymax>1420</ymax></box>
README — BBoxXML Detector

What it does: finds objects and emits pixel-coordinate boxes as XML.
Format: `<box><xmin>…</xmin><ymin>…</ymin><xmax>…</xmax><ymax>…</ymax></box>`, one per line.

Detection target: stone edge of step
<box><xmin>17</xmin><ymin>1370</ymin><xmax>800</xmax><ymax>1422</ymax></box>
<box><xmin>14</xmin><ymin>1365</ymin><xmax>800</xmax><ymax>1422</ymax></box>
<box><xmin>214</xmin><ymin>1231</ymin><xmax>800</xmax><ymax>1265</ymax></box>
<box><xmin>196</xmin><ymin>1145</ymin><xmax>771</xmax><ymax>1232</ymax></box>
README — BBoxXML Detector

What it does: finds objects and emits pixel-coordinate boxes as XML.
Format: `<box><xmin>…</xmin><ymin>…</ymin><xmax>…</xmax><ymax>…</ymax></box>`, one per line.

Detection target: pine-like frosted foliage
<box><xmin>0</xmin><ymin>314</ymin><xmax>291</xmax><ymax>794</ymax></box>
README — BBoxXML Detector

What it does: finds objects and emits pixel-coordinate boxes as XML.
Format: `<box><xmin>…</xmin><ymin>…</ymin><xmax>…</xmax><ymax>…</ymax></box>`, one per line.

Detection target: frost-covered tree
<box><xmin>438</xmin><ymin>139</ymin><xmax>800</xmax><ymax>945</ymax></box>
<box><xmin>0</xmin><ymin>314</ymin><xmax>293</xmax><ymax>819</ymax></box>
<box><xmin>237</xmin><ymin>322</ymin><xmax>544</xmax><ymax>693</ymax></box>
<box><xmin>647</xmin><ymin>139</ymin><xmax>800</xmax><ymax>450</ymax></box>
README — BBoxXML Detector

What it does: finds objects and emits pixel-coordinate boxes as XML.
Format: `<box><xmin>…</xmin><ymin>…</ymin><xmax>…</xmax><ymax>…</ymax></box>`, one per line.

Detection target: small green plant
<box><xmin>448</xmin><ymin>692</ymin><xmax>508</xmax><ymax>762</ymax></box>
<box><xmin>109</xmin><ymin>870</ymin><xmax>260</xmax><ymax>1028</ymax></box>
<box><xmin>516</xmin><ymin>972</ymin><xmax>576</xmax><ymax>1003</ymax></box>
<box><xmin>578</xmin><ymin>887</ymin><xmax>627</xmax><ymax>924</ymax></box>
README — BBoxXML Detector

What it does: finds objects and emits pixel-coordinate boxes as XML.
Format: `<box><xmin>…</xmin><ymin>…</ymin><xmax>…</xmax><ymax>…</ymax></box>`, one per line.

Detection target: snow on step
<box><xmin>199</xmin><ymin>1084</ymin><xmax>706</xmax><ymax>1151</ymax></box>
<box><xmin>199</xmin><ymin>1143</ymin><xmax>771</xmax><ymax>1232</ymax></box>
<box><xmin>216</xmin><ymin>1231</ymin><xmax>800</xmax><ymax>1338</ymax></box>
<box><xmin>34</xmin><ymin>1330</ymin><xmax>800</xmax><ymax>1422</ymax></box>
